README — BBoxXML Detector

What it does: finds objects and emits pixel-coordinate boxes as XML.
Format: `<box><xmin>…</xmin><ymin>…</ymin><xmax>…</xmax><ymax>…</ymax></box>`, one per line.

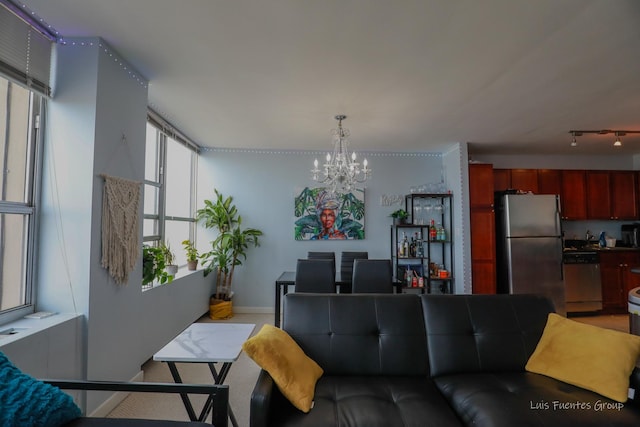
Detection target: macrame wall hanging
<box><xmin>100</xmin><ymin>174</ymin><xmax>141</xmax><ymax>285</ymax></box>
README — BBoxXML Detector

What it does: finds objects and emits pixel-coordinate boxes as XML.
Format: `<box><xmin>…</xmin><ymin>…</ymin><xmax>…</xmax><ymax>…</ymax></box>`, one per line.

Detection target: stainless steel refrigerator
<box><xmin>495</xmin><ymin>193</ymin><xmax>565</xmax><ymax>315</ymax></box>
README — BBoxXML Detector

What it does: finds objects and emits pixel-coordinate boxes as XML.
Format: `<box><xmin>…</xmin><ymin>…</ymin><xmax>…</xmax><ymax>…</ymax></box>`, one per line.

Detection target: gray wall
<box><xmin>29</xmin><ymin>38</ymin><xmax>214</xmax><ymax>414</ymax></box>
<box><xmin>196</xmin><ymin>146</ymin><xmax>470</xmax><ymax>309</ymax></box>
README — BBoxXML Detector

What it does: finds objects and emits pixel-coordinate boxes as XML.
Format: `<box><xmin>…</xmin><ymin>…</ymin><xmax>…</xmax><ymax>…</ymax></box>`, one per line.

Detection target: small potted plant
<box><xmin>390</xmin><ymin>209</ymin><xmax>409</xmax><ymax>225</ymax></box>
<box><xmin>182</xmin><ymin>239</ymin><xmax>199</xmax><ymax>271</ymax></box>
<box><xmin>161</xmin><ymin>242</ymin><xmax>179</xmax><ymax>277</ymax></box>
<box><xmin>142</xmin><ymin>244</ymin><xmax>172</xmax><ymax>286</ymax></box>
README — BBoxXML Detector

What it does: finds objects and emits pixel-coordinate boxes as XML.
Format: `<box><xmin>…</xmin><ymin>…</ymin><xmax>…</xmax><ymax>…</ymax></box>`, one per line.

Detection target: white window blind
<box><xmin>0</xmin><ymin>1</ymin><xmax>53</xmax><ymax>96</ymax></box>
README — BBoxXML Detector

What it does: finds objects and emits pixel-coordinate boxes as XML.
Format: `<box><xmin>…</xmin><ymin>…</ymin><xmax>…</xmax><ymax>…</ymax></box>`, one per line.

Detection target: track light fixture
<box><xmin>568</xmin><ymin>129</ymin><xmax>640</xmax><ymax>147</ymax></box>
<box><xmin>614</xmin><ymin>132</ymin><xmax>623</xmax><ymax>147</ymax></box>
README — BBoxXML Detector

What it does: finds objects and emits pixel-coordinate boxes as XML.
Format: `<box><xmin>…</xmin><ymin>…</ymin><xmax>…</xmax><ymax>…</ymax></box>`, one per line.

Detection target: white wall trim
<box><xmin>88</xmin><ymin>370</ymin><xmax>145</xmax><ymax>417</ymax></box>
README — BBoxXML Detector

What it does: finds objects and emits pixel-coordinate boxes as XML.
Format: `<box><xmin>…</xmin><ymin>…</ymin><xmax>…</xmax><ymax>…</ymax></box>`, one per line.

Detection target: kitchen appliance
<box><xmin>621</xmin><ymin>223</ymin><xmax>640</xmax><ymax>248</ymax></box>
<box><xmin>495</xmin><ymin>193</ymin><xmax>565</xmax><ymax>315</ymax></box>
<box><xmin>563</xmin><ymin>251</ymin><xmax>602</xmax><ymax>313</ymax></box>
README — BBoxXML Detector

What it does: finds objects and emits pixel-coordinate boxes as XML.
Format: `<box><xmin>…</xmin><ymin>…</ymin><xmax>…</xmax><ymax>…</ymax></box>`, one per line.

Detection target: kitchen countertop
<box><xmin>563</xmin><ymin>239</ymin><xmax>640</xmax><ymax>252</ymax></box>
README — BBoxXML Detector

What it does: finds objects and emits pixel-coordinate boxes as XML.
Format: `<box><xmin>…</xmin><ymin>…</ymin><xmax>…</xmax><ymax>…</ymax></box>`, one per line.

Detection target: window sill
<box><xmin>0</xmin><ymin>313</ymin><xmax>81</xmax><ymax>347</ymax></box>
<box><xmin>142</xmin><ymin>267</ymin><xmax>204</xmax><ymax>291</ymax></box>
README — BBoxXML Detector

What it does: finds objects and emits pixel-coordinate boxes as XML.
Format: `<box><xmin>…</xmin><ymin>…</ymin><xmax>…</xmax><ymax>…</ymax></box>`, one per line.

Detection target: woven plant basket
<box><xmin>209</xmin><ymin>297</ymin><xmax>233</xmax><ymax>320</ymax></box>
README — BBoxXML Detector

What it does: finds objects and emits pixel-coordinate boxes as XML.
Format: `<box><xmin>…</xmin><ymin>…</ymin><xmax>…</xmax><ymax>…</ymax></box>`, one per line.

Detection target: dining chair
<box><xmin>307</xmin><ymin>251</ymin><xmax>336</xmax><ymax>277</ymax></box>
<box><xmin>295</xmin><ymin>259</ymin><xmax>337</xmax><ymax>293</ymax></box>
<box><xmin>351</xmin><ymin>259</ymin><xmax>393</xmax><ymax>293</ymax></box>
<box><xmin>339</xmin><ymin>251</ymin><xmax>369</xmax><ymax>293</ymax></box>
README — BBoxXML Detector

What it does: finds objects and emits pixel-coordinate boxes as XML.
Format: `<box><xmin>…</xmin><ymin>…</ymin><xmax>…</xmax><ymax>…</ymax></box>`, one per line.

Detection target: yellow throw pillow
<box><xmin>242</xmin><ymin>324</ymin><xmax>323</xmax><ymax>412</ymax></box>
<box><xmin>526</xmin><ymin>313</ymin><xmax>640</xmax><ymax>402</ymax></box>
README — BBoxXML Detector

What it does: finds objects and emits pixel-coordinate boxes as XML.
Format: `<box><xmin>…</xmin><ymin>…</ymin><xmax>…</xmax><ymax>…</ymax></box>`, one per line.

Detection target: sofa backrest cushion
<box><xmin>283</xmin><ymin>293</ymin><xmax>428</xmax><ymax>376</ymax></box>
<box><xmin>421</xmin><ymin>294</ymin><xmax>555</xmax><ymax>377</ymax></box>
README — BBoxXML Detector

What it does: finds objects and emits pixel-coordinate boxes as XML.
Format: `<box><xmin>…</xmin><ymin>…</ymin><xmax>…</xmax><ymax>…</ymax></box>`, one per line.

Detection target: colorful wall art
<box><xmin>294</xmin><ymin>187</ymin><xmax>365</xmax><ymax>240</ymax></box>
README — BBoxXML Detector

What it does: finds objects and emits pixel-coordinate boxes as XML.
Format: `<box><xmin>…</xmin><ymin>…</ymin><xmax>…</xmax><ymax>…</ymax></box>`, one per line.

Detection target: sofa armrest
<box><xmin>249</xmin><ymin>370</ymin><xmax>275</xmax><ymax>427</ymax></box>
<box><xmin>630</xmin><ymin>367</ymin><xmax>640</xmax><ymax>406</ymax></box>
<box><xmin>43</xmin><ymin>379</ymin><xmax>229</xmax><ymax>427</ymax></box>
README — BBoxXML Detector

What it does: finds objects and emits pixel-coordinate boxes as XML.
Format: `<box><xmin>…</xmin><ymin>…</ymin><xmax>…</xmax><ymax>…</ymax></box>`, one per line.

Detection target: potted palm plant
<box><xmin>197</xmin><ymin>189</ymin><xmax>263</xmax><ymax>318</ymax></box>
<box><xmin>182</xmin><ymin>239</ymin><xmax>199</xmax><ymax>271</ymax></box>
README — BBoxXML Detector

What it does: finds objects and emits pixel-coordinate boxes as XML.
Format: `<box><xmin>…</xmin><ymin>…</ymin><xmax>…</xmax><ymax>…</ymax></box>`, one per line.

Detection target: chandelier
<box><xmin>311</xmin><ymin>115</ymin><xmax>371</xmax><ymax>194</ymax></box>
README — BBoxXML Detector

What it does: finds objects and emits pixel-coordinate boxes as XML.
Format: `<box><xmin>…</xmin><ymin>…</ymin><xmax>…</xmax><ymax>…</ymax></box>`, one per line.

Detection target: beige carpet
<box><xmin>107</xmin><ymin>312</ymin><xmax>272</xmax><ymax>426</ymax></box>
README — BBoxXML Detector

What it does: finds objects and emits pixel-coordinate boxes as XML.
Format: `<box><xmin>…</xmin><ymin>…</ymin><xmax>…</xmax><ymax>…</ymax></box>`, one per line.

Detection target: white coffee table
<box><xmin>154</xmin><ymin>323</ymin><xmax>255</xmax><ymax>426</ymax></box>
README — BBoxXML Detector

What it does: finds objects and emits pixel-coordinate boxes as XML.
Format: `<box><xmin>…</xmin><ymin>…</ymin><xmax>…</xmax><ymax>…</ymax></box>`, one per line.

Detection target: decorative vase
<box><xmin>166</xmin><ymin>265</ymin><xmax>178</xmax><ymax>277</ymax></box>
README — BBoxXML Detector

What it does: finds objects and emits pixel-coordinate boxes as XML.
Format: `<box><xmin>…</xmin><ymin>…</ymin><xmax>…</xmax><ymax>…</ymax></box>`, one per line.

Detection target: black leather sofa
<box><xmin>250</xmin><ymin>293</ymin><xmax>640</xmax><ymax>427</ymax></box>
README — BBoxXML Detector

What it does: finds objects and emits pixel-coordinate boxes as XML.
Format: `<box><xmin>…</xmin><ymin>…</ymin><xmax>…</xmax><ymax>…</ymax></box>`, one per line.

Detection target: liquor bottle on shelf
<box><xmin>415</xmin><ymin>231</ymin><xmax>423</xmax><ymax>257</ymax></box>
<box><xmin>398</xmin><ymin>232</ymin><xmax>406</xmax><ymax>257</ymax></box>
<box><xmin>403</xmin><ymin>233</ymin><xmax>409</xmax><ymax>257</ymax></box>
<box><xmin>409</xmin><ymin>235</ymin><xmax>416</xmax><ymax>257</ymax></box>
<box><xmin>429</xmin><ymin>219</ymin><xmax>437</xmax><ymax>241</ymax></box>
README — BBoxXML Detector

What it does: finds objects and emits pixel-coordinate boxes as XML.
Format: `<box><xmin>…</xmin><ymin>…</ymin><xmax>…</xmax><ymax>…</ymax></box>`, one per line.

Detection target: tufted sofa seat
<box><xmin>251</xmin><ymin>293</ymin><xmax>460</xmax><ymax>427</ymax></box>
<box><xmin>250</xmin><ymin>293</ymin><xmax>640</xmax><ymax>427</ymax></box>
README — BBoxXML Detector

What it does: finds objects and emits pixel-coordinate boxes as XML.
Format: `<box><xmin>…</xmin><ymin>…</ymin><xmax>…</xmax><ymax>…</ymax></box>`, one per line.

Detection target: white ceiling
<box><xmin>18</xmin><ymin>0</ymin><xmax>640</xmax><ymax>155</ymax></box>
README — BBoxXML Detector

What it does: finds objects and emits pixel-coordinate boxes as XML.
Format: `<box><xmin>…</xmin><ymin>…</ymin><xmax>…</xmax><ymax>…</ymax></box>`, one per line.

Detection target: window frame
<box><xmin>0</xmin><ymin>80</ymin><xmax>43</xmax><ymax>324</ymax></box>
<box><xmin>143</xmin><ymin>113</ymin><xmax>199</xmax><ymax>276</ymax></box>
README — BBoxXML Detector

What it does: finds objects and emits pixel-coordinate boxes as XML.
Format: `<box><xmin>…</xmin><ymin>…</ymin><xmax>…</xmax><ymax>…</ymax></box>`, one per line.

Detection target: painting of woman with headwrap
<box><xmin>294</xmin><ymin>187</ymin><xmax>365</xmax><ymax>240</ymax></box>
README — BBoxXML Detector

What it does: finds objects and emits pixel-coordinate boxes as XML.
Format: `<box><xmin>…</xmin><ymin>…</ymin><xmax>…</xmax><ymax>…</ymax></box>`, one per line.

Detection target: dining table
<box><xmin>274</xmin><ymin>271</ymin><xmax>403</xmax><ymax>327</ymax></box>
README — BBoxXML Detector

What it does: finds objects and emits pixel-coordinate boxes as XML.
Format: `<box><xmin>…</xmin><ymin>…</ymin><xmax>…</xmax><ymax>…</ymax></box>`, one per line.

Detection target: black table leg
<box><xmin>208</xmin><ymin>362</ymin><xmax>237</xmax><ymax>427</ymax></box>
<box><xmin>275</xmin><ymin>282</ymin><xmax>281</xmax><ymax>327</ymax></box>
<box><xmin>166</xmin><ymin>362</ymin><xmax>199</xmax><ymax>421</ymax></box>
<box><xmin>166</xmin><ymin>361</ymin><xmax>236</xmax><ymax>426</ymax></box>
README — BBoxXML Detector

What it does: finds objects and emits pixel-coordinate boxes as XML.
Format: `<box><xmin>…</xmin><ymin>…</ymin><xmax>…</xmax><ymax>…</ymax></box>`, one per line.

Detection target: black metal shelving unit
<box><xmin>390</xmin><ymin>193</ymin><xmax>453</xmax><ymax>294</ymax></box>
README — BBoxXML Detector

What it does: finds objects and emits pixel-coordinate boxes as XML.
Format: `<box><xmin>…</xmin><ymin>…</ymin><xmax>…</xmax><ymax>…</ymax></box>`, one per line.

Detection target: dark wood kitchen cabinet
<box><xmin>611</xmin><ymin>171</ymin><xmax>638</xmax><ymax>219</ymax></box>
<box><xmin>560</xmin><ymin>170</ymin><xmax>587</xmax><ymax>220</ymax></box>
<box><xmin>470</xmin><ymin>164</ymin><xmax>495</xmax><ymax>207</ymax></box>
<box><xmin>493</xmin><ymin>169</ymin><xmax>538</xmax><ymax>193</ymax></box>
<box><xmin>537</xmin><ymin>169</ymin><xmax>562</xmax><ymax>195</ymax></box>
<box><xmin>600</xmin><ymin>251</ymin><xmax>640</xmax><ymax>313</ymax></box>
<box><xmin>469</xmin><ymin>164</ymin><xmax>496</xmax><ymax>294</ymax></box>
<box><xmin>586</xmin><ymin>171</ymin><xmax>638</xmax><ymax>220</ymax></box>
<box><xmin>509</xmin><ymin>169</ymin><xmax>538</xmax><ymax>193</ymax></box>
<box><xmin>493</xmin><ymin>169</ymin><xmax>510</xmax><ymax>192</ymax></box>
<box><xmin>586</xmin><ymin>171</ymin><xmax>611</xmax><ymax>220</ymax></box>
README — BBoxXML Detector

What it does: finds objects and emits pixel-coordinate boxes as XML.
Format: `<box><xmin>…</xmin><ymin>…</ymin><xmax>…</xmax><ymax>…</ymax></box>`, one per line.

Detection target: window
<box><xmin>0</xmin><ymin>77</ymin><xmax>43</xmax><ymax>322</ymax></box>
<box><xmin>143</xmin><ymin>113</ymin><xmax>198</xmax><ymax>272</ymax></box>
